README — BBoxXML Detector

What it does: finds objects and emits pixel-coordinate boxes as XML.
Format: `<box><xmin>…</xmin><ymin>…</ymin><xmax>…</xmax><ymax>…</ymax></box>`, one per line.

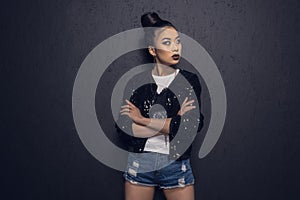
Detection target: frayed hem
<box><xmin>124</xmin><ymin>176</ymin><xmax>157</xmax><ymax>187</ymax></box>
<box><xmin>160</xmin><ymin>182</ymin><xmax>194</xmax><ymax>189</ymax></box>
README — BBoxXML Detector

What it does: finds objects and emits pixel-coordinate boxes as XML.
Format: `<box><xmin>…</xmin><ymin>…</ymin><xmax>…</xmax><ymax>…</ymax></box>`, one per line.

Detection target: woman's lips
<box><xmin>172</xmin><ymin>54</ymin><xmax>180</xmax><ymax>60</ymax></box>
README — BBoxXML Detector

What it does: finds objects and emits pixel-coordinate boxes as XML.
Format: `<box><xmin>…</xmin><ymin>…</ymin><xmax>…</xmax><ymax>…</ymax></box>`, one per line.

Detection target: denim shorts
<box><xmin>123</xmin><ymin>152</ymin><xmax>195</xmax><ymax>189</ymax></box>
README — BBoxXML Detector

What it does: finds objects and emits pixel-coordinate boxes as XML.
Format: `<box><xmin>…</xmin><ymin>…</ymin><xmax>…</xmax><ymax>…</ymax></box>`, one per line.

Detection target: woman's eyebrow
<box><xmin>161</xmin><ymin>36</ymin><xmax>180</xmax><ymax>41</ymax></box>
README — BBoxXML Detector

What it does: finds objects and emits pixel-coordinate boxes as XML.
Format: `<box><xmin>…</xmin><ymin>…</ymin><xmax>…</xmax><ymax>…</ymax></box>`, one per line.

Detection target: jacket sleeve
<box><xmin>114</xmin><ymin>79</ymin><xmax>136</xmax><ymax>149</ymax></box>
<box><xmin>169</xmin><ymin>73</ymin><xmax>204</xmax><ymax>140</ymax></box>
<box><xmin>190</xmin><ymin>74</ymin><xmax>204</xmax><ymax>133</ymax></box>
<box><xmin>115</xmin><ymin>77</ymin><xmax>149</xmax><ymax>152</ymax></box>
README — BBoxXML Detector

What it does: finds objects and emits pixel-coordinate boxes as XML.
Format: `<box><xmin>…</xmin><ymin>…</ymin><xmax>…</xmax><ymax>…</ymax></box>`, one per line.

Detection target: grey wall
<box><xmin>1</xmin><ymin>0</ymin><xmax>299</xmax><ymax>199</ymax></box>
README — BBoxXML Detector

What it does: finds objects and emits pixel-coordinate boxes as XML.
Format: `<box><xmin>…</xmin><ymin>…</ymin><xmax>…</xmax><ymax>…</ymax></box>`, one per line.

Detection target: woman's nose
<box><xmin>172</xmin><ymin>43</ymin><xmax>179</xmax><ymax>52</ymax></box>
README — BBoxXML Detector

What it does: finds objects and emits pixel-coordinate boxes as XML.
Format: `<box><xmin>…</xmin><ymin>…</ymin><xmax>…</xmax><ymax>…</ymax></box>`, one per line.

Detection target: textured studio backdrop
<box><xmin>1</xmin><ymin>0</ymin><xmax>299</xmax><ymax>199</ymax></box>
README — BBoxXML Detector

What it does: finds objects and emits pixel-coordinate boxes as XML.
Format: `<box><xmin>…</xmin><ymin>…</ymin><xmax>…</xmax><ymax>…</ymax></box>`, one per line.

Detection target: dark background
<box><xmin>1</xmin><ymin>0</ymin><xmax>300</xmax><ymax>199</ymax></box>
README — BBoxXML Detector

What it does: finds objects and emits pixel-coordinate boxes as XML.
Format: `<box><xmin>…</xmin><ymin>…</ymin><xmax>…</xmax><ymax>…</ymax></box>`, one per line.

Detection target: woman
<box><xmin>116</xmin><ymin>12</ymin><xmax>204</xmax><ymax>200</ymax></box>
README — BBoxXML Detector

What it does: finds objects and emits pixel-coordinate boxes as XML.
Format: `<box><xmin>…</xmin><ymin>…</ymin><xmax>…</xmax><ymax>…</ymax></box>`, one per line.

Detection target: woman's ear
<box><xmin>148</xmin><ymin>46</ymin><xmax>156</xmax><ymax>56</ymax></box>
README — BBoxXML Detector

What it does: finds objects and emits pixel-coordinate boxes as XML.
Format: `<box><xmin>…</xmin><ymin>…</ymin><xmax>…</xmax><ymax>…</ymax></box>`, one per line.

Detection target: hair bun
<box><xmin>141</xmin><ymin>12</ymin><xmax>162</xmax><ymax>27</ymax></box>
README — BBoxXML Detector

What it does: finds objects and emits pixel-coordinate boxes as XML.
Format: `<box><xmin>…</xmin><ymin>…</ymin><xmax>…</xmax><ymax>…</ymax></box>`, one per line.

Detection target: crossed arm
<box><xmin>120</xmin><ymin>98</ymin><xmax>196</xmax><ymax>138</ymax></box>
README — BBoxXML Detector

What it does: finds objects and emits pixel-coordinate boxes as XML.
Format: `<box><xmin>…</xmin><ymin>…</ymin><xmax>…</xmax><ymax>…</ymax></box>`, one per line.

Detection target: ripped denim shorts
<box><xmin>123</xmin><ymin>152</ymin><xmax>195</xmax><ymax>189</ymax></box>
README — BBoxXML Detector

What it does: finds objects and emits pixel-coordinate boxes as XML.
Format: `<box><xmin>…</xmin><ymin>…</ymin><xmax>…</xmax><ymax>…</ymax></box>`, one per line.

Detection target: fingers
<box><xmin>182</xmin><ymin>97</ymin><xmax>188</xmax><ymax>104</ymax></box>
<box><xmin>179</xmin><ymin>97</ymin><xmax>196</xmax><ymax>116</ymax></box>
<box><xmin>125</xmin><ymin>99</ymin><xmax>136</xmax><ymax>108</ymax></box>
<box><xmin>120</xmin><ymin>112</ymin><xmax>130</xmax><ymax>116</ymax></box>
<box><xmin>121</xmin><ymin>105</ymin><xmax>130</xmax><ymax>109</ymax></box>
<box><xmin>184</xmin><ymin>105</ymin><xmax>196</xmax><ymax>112</ymax></box>
<box><xmin>181</xmin><ymin>97</ymin><xmax>195</xmax><ymax>106</ymax></box>
<box><xmin>120</xmin><ymin>100</ymin><xmax>135</xmax><ymax>115</ymax></box>
<box><xmin>182</xmin><ymin>99</ymin><xmax>195</xmax><ymax>108</ymax></box>
<box><xmin>120</xmin><ymin>108</ymin><xmax>130</xmax><ymax>113</ymax></box>
<box><xmin>185</xmin><ymin>100</ymin><xmax>195</xmax><ymax>106</ymax></box>
<box><xmin>120</xmin><ymin>100</ymin><xmax>138</xmax><ymax>117</ymax></box>
<box><xmin>120</xmin><ymin>104</ymin><xmax>130</xmax><ymax>115</ymax></box>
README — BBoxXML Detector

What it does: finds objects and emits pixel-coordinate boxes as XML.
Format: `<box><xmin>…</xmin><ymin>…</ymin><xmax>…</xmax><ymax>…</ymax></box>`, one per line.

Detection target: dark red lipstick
<box><xmin>172</xmin><ymin>54</ymin><xmax>180</xmax><ymax>60</ymax></box>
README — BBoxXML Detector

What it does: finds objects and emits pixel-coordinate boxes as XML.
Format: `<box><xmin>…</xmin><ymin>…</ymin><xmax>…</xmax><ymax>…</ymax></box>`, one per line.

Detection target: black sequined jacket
<box><xmin>115</xmin><ymin>68</ymin><xmax>204</xmax><ymax>160</ymax></box>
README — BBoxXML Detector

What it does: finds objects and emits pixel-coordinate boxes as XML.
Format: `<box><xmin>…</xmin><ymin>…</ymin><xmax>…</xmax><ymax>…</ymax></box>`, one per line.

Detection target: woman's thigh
<box><xmin>125</xmin><ymin>181</ymin><xmax>155</xmax><ymax>200</ymax></box>
<box><xmin>163</xmin><ymin>185</ymin><xmax>194</xmax><ymax>200</ymax></box>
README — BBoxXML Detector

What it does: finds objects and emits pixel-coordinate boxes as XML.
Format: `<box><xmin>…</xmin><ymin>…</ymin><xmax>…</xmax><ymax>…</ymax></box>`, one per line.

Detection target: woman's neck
<box><xmin>152</xmin><ymin>63</ymin><xmax>176</xmax><ymax>76</ymax></box>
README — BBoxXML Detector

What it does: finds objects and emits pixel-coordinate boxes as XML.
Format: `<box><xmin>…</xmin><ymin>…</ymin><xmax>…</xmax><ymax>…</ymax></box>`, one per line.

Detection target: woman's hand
<box><xmin>120</xmin><ymin>100</ymin><xmax>144</xmax><ymax>125</ymax></box>
<box><xmin>177</xmin><ymin>97</ymin><xmax>196</xmax><ymax>116</ymax></box>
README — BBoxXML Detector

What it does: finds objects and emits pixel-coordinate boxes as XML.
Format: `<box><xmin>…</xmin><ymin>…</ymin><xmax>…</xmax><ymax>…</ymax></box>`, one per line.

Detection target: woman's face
<box><xmin>152</xmin><ymin>26</ymin><xmax>182</xmax><ymax>66</ymax></box>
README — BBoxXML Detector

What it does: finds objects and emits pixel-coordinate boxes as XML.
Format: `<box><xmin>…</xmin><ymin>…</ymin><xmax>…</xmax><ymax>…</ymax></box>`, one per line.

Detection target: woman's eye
<box><xmin>176</xmin><ymin>39</ymin><xmax>181</xmax><ymax>44</ymax></box>
<box><xmin>162</xmin><ymin>41</ymin><xmax>171</xmax><ymax>45</ymax></box>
